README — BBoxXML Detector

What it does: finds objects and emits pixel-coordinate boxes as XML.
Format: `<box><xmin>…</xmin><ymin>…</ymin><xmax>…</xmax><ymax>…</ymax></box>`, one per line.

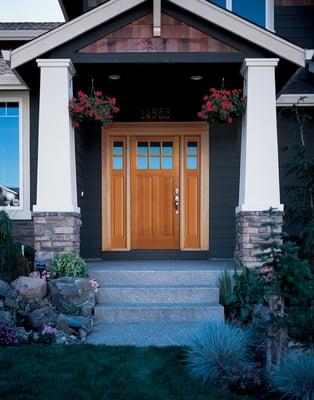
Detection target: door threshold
<box><xmin>102</xmin><ymin>250</ymin><xmax>210</xmax><ymax>261</ymax></box>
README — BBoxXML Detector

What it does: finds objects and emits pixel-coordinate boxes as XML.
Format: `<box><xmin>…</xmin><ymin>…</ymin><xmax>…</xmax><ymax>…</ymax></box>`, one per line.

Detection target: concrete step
<box><xmin>90</xmin><ymin>269</ymin><xmax>222</xmax><ymax>287</ymax></box>
<box><xmin>94</xmin><ymin>302</ymin><xmax>224</xmax><ymax>323</ymax></box>
<box><xmin>86</xmin><ymin>322</ymin><xmax>201</xmax><ymax>346</ymax></box>
<box><xmin>97</xmin><ymin>285</ymin><xmax>219</xmax><ymax>304</ymax></box>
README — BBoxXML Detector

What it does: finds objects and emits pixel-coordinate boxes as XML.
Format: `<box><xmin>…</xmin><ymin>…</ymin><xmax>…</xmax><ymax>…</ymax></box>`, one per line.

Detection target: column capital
<box><xmin>240</xmin><ymin>58</ymin><xmax>279</xmax><ymax>76</ymax></box>
<box><xmin>36</xmin><ymin>59</ymin><xmax>76</xmax><ymax>76</ymax></box>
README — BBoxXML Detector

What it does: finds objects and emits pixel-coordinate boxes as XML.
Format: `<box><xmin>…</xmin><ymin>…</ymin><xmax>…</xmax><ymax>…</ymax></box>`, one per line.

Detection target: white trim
<box><xmin>0</xmin><ymin>30</ymin><xmax>48</xmax><ymax>41</ymax></box>
<box><xmin>9</xmin><ymin>0</ymin><xmax>305</xmax><ymax>69</ymax></box>
<box><xmin>0</xmin><ymin>74</ymin><xmax>28</xmax><ymax>90</ymax></box>
<box><xmin>266</xmin><ymin>0</ymin><xmax>275</xmax><ymax>32</ymax></box>
<box><xmin>277</xmin><ymin>94</ymin><xmax>314</xmax><ymax>107</ymax></box>
<box><xmin>226</xmin><ymin>0</ymin><xmax>232</xmax><ymax>11</ymax></box>
<box><xmin>10</xmin><ymin>0</ymin><xmax>146</xmax><ymax>69</ymax></box>
<box><xmin>169</xmin><ymin>0</ymin><xmax>305</xmax><ymax>66</ymax></box>
<box><xmin>0</xmin><ymin>91</ymin><xmax>31</xmax><ymax>220</ymax></box>
<box><xmin>153</xmin><ymin>0</ymin><xmax>161</xmax><ymax>37</ymax></box>
<box><xmin>305</xmin><ymin>49</ymin><xmax>314</xmax><ymax>60</ymax></box>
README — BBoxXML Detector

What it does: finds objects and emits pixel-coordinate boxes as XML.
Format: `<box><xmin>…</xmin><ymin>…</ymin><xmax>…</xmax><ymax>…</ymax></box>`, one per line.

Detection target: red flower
<box><xmin>109</xmin><ymin>97</ymin><xmax>117</xmax><ymax>106</ymax></box>
<box><xmin>203</xmin><ymin>95</ymin><xmax>209</xmax><ymax>101</ymax></box>
<box><xmin>197</xmin><ymin>111</ymin><xmax>206</xmax><ymax>119</ymax></box>
<box><xmin>227</xmin><ymin>117</ymin><xmax>232</xmax><ymax>123</ymax></box>
<box><xmin>95</xmin><ymin>91</ymin><xmax>103</xmax><ymax>97</ymax></box>
<box><xmin>72</xmin><ymin>121</ymin><xmax>80</xmax><ymax>128</ymax></box>
<box><xmin>206</xmin><ymin>101</ymin><xmax>216</xmax><ymax>112</ymax></box>
<box><xmin>78</xmin><ymin>91</ymin><xmax>88</xmax><ymax>101</ymax></box>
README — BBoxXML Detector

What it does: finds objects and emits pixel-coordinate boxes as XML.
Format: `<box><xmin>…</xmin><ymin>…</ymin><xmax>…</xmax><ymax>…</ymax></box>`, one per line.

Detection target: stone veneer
<box><xmin>33</xmin><ymin>212</ymin><xmax>81</xmax><ymax>263</ymax></box>
<box><xmin>12</xmin><ymin>220</ymin><xmax>34</xmax><ymax>246</ymax></box>
<box><xmin>235</xmin><ymin>211</ymin><xmax>283</xmax><ymax>268</ymax></box>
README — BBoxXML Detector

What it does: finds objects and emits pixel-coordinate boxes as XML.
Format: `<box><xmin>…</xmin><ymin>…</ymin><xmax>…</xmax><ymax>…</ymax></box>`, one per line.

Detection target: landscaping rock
<box><xmin>0</xmin><ymin>279</ymin><xmax>17</xmax><ymax>299</ymax></box>
<box><xmin>11</xmin><ymin>277</ymin><xmax>47</xmax><ymax>301</ymax></box>
<box><xmin>0</xmin><ymin>309</ymin><xmax>11</xmax><ymax>323</ymax></box>
<box><xmin>56</xmin><ymin>314</ymin><xmax>92</xmax><ymax>338</ymax></box>
<box><xmin>29</xmin><ymin>305</ymin><xmax>57</xmax><ymax>329</ymax></box>
<box><xmin>49</xmin><ymin>277</ymin><xmax>96</xmax><ymax>316</ymax></box>
<box><xmin>3</xmin><ymin>297</ymin><xmax>20</xmax><ymax>312</ymax></box>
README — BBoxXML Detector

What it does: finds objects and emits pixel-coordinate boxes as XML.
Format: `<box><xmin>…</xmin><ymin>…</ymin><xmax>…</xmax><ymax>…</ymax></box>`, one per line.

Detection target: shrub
<box><xmin>186</xmin><ymin>320</ymin><xmax>249</xmax><ymax>385</ymax></box>
<box><xmin>270</xmin><ymin>351</ymin><xmax>314</xmax><ymax>400</ymax></box>
<box><xmin>0</xmin><ymin>211</ymin><xmax>19</xmax><ymax>281</ymax></box>
<box><xmin>0</xmin><ymin>320</ymin><xmax>23</xmax><ymax>346</ymax></box>
<box><xmin>218</xmin><ymin>269</ymin><xmax>233</xmax><ymax>307</ymax></box>
<box><xmin>50</xmin><ymin>253</ymin><xmax>88</xmax><ymax>278</ymax></box>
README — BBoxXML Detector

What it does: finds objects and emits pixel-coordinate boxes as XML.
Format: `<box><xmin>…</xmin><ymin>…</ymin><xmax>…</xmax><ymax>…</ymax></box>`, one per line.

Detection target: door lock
<box><xmin>174</xmin><ymin>188</ymin><xmax>180</xmax><ymax>214</ymax></box>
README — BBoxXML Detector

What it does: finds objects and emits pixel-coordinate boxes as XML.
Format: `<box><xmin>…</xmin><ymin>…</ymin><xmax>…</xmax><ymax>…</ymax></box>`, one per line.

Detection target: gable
<box><xmin>8</xmin><ymin>0</ymin><xmax>305</xmax><ymax>69</ymax></box>
<box><xmin>79</xmin><ymin>13</ymin><xmax>239</xmax><ymax>53</ymax></box>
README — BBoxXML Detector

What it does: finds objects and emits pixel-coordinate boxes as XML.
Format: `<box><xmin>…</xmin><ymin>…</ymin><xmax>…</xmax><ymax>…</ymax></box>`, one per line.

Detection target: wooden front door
<box><xmin>130</xmin><ymin>136</ymin><xmax>180</xmax><ymax>249</ymax></box>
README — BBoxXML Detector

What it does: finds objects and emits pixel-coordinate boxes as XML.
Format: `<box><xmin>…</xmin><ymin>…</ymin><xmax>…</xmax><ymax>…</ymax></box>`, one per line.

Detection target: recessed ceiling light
<box><xmin>190</xmin><ymin>75</ymin><xmax>203</xmax><ymax>81</ymax></box>
<box><xmin>108</xmin><ymin>74</ymin><xmax>121</xmax><ymax>80</ymax></box>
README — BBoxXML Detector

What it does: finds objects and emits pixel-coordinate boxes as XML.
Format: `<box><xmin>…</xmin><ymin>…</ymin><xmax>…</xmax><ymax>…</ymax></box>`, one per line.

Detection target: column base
<box><xmin>235</xmin><ymin>210</ymin><xmax>283</xmax><ymax>268</ymax></box>
<box><xmin>33</xmin><ymin>212</ymin><xmax>81</xmax><ymax>263</ymax></box>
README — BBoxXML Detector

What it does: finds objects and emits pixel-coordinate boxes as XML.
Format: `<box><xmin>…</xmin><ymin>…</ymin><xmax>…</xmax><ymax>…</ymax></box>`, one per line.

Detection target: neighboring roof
<box><xmin>0</xmin><ymin>22</ymin><xmax>61</xmax><ymax>31</ymax></box>
<box><xmin>9</xmin><ymin>0</ymin><xmax>306</xmax><ymax>70</ymax></box>
<box><xmin>0</xmin><ymin>56</ymin><xmax>12</xmax><ymax>75</ymax></box>
<box><xmin>0</xmin><ymin>22</ymin><xmax>62</xmax><ymax>41</ymax></box>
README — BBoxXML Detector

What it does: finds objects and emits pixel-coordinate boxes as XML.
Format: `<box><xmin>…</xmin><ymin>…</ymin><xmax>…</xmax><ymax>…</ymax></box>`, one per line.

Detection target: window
<box><xmin>186</xmin><ymin>141</ymin><xmax>199</xmax><ymax>170</ymax></box>
<box><xmin>232</xmin><ymin>0</ymin><xmax>266</xmax><ymax>27</ymax></box>
<box><xmin>0</xmin><ymin>92</ymin><xmax>30</xmax><ymax>219</ymax></box>
<box><xmin>0</xmin><ymin>102</ymin><xmax>20</xmax><ymax>207</ymax></box>
<box><xmin>112</xmin><ymin>141</ymin><xmax>124</xmax><ymax>170</ymax></box>
<box><xmin>136</xmin><ymin>141</ymin><xmax>174</xmax><ymax>170</ymax></box>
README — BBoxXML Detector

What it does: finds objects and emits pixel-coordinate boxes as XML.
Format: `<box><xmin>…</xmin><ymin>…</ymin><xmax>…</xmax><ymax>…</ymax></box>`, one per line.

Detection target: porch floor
<box><xmin>87</xmin><ymin>259</ymin><xmax>233</xmax><ymax>346</ymax></box>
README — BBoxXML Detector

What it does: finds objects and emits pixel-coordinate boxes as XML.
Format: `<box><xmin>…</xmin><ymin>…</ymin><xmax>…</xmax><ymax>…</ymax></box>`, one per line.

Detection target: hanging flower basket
<box><xmin>69</xmin><ymin>90</ymin><xmax>120</xmax><ymax>128</ymax></box>
<box><xmin>198</xmin><ymin>88</ymin><xmax>245</xmax><ymax>124</ymax></box>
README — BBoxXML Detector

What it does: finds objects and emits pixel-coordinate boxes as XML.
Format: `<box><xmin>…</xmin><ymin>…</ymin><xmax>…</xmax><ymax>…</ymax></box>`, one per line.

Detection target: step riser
<box><xmin>90</xmin><ymin>270</ymin><xmax>221</xmax><ymax>286</ymax></box>
<box><xmin>97</xmin><ymin>287</ymin><xmax>219</xmax><ymax>304</ymax></box>
<box><xmin>95</xmin><ymin>306</ymin><xmax>224</xmax><ymax>323</ymax></box>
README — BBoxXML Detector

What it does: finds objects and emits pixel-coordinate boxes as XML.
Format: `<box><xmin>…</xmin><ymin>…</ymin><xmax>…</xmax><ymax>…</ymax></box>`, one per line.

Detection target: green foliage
<box><xmin>220</xmin><ymin>267</ymin><xmax>264</xmax><ymax>325</ymax></box>
<box><xmin>218</xmin><ymin>269</ymin><xmax>233</xmax><ymax>307</ymax></box>
<box><xmin>50</xmin><ymin>253</ymin><xmax>88</xmax><ymax>278</ymax></box>
<box><xmin>0</xmin><ymin>211</ymin><xmax>19</xmax><ymax>281</ymax></box>
<box><xmin>186</xmin><ymin>321</ymin><xmax>249</xmax><ymax>385</ymax></box>
<box><xmin>270</xmin><ymin>351</ymin><xmax>314</xmax><ymax>400</ymax></box>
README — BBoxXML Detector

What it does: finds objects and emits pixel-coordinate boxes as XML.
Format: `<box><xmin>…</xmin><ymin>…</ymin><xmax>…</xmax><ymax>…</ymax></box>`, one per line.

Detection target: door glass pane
<box><xmin>137</xmin><ymin>142</ymin><xmax>148</xmax><ymax>155</ymax></box>
<box><xmin>113</xmin><ymin>157</ymin><xmax>123</xmax><ymax>170</ymax></box>
<box><xmin>162</xmin><ymin>142</ymin><xmax>173</xmax><ymax>155</ymax></box>
<box><xmin>137</xmin><ymin>156</ymin><xmax>148</xmax><ymax>169</ymax></box>
<box><xmin>187</xmin><ymin>156</ymin><xmax>197</xmax><ymax>170</ymax></box>
<box><xmin>150</xmin><ymin>157</ymin><xmax>160</xmax><ymax>170</ymax></box>
<box><xmin>187</xmin><ymin>141</ymin><xmax>198</xmax><ymax>155</ymax></box>
<box><xmin>113</xmin><ymin>141</ymin><xmax>123</xmax><ymax>155</ymax></box>
<box><xmin>162</xmin><ymin>157</ymin><xmax>173</xmax><ymax>170</ymax></box>
<box><xmin>150</xmin><ymin>142</ymin><xmax>161</xmax><ymax>155</ymax></box>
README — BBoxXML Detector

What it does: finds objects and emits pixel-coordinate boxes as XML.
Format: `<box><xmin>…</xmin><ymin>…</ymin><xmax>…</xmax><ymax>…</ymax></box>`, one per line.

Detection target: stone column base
<box><xmin>235</xmin><ymin>211</ymin><xmax>283</xmax><ymax>268</ymax></box>
<box><xmin>33</xmin><ymin>212</ymin><xmax>82</xmax><ymax>263</ymax></box>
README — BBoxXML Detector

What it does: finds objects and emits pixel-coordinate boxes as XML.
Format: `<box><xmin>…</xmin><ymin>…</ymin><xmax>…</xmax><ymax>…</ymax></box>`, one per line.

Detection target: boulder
<box><xmin>56</xmin><ymin>314</ymin><xmax>92</xmax><ymax>338</ymax></box>
<box><xmin>11</xmin><ymin>277</ymin><xmax>47</xmax><ymax>301</ymax></box>
<box><xmin>49</xmin><ymin>277</ymin><xmax>96</xmax><ymax>316</ymax></box>
<box><xmin>0</xmin><ymin>279</ymin><xmax>17</xmax><ymax>299</ymax></box>
<box><xmin>29</xmin><ymin>305</ymin><xmax>57</xmax><ymax>329</ymax></box>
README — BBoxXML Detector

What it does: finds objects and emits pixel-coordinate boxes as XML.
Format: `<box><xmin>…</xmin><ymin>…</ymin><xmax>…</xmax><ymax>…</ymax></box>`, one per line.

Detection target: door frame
<box><xmin>101</xmin><ymin>122</ymin><xmax>209</xmax><ymax>251</ymax></box>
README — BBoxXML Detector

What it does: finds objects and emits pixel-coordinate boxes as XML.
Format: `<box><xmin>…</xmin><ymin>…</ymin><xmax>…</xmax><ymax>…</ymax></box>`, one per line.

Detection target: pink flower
<box><xmin>95</xmin><ymin>91</ymin><xmax>103</xmax><ymax>97</ymax></box>
<box><xmin>109</xmin><ymin>97</ymin><xmax>117</xmax><ymax>106</ymax></box>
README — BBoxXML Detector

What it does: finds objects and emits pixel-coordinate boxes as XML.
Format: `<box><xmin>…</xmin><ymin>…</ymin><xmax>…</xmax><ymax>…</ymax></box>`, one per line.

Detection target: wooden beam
<box><xmin>153</xmin><ymin>0</ymin><xmax>161</xmax><ymax>36</ymax></box>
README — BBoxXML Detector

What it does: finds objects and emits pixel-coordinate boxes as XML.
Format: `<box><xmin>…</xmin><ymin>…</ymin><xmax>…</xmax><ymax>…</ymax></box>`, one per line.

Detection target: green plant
<box><xmin>186</xmin><ymin>321</ymin><xmax>249</xmax><ymax>385</ymax></box>
<box><xmin>50</xmin><ymin>253</ymin><xmax>88</xmax><ymax>278</ymax></box>
<box><xmin>0</xmin><ymin>211</ymin><xmax>19</xmax><ymax>281</ymax></box>
<box><xmin>270</xmin><ymin>351</ymin><xmax>314</xmax><ymax>400</ymax></box>
<box><xmin>218</xmin><ymin>269</ymin><xmax>233</xmax><ymax>307</ymax></box>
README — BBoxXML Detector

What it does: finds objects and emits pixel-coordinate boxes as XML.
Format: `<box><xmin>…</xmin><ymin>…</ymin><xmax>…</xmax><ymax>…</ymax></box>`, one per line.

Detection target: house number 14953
<box><xmin>140</xmin><ymin>107</ymin><xmax>171</xmax><ymax>121</ymax></box>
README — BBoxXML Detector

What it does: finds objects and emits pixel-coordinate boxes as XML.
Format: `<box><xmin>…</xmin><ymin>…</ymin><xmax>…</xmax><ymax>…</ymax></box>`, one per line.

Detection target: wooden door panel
<box><xmin>131</xmin><ymin>136</ymin><xmax>180</xmax><ymax>249</ymax></box>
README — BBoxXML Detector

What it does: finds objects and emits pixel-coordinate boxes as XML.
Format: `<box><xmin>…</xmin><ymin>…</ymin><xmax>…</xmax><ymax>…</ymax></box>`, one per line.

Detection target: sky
<box><xmin>0</xmin><ymin>0</ymin><xmax>65</xmax><ymax>22</ymax></box>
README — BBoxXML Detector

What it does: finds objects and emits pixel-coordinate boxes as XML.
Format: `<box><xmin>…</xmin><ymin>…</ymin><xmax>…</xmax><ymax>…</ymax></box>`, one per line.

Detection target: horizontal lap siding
<box><xmin>209</xmin><ymin>122</ymin><xmax>241</xmax><ymax>258</ymax></box>
<box><xmin>275</xmin><ymin>6</ymin><xmax>314</xmax><ymax>47</ymax></box>
<box><xmin>78</xmin><ymin>125</ymin><xmax>102</xmax><ymax>259</ymax></box>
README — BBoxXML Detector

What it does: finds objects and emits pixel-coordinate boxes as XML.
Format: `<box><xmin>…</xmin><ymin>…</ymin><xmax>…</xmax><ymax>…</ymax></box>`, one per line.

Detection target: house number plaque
<box><xmin>140</xmin><ymin>107</ymin><xmax>171</xmax><ymax>121</ymax></box>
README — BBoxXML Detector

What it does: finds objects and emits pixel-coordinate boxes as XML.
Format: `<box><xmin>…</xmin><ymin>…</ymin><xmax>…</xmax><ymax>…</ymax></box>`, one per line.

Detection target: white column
<box><xmin>33</xmin><ymin>59</ymin><xmax>79</xmax><ymax>213</ymax></box>
<box><xmin>237</xmin><ymin>58</ymin><xmax>283</xmax><ymax>212</ymax></box>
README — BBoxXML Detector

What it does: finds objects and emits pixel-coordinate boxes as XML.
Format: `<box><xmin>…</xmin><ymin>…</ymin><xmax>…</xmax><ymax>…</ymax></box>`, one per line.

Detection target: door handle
<box><xmin>174</xmin><ymin>188</ymin><xmax>180</xmax><ymax>214</ymax></box>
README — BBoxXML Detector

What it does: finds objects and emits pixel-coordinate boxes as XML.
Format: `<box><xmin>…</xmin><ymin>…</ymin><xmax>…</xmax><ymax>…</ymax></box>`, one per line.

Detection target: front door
<box><xmin>130</xmin><ymin>136</ymin><xmax>180</xmax><ymax>249</ymax></box>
